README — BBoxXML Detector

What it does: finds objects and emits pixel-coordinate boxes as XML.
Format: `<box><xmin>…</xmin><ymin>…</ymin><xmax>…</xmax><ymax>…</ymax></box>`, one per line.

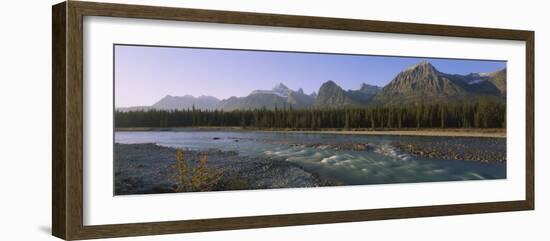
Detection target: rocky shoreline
<box><xmin>114</xmin><ymin>143</ymin><xmax>338</xmax><ymax>195</ymax></box>
<box><xmin>395</xmin><ymin>139</ymin><xmax>506</xmax><ymax>163</ymax></box>
<box><xmin>283</xmin><ymin>140</ymin><xmax>506</xmax><ymax>163</ymax></box>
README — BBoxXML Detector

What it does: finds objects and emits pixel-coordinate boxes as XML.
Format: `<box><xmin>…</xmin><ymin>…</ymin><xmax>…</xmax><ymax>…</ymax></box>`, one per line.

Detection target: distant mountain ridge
<box><xmin>220</xmin><ymin>83</ymin><xmax>316</xmax><ymax>110</ymax></box>
<box><xmin>116</xmin><ymin>61</ymin><xmax>506</xmax><ymax>111</ymax></box>
<box><xmin>151</xmin><ymin>95</ymin><xmax>221</xmax><ymax>110</ymax></box>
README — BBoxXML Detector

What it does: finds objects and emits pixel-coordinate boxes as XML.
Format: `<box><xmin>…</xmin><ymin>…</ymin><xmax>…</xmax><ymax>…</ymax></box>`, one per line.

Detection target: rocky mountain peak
<box><xmin>373</xmin><ymin>61</ymin><xmax>467</xmax><ymax>105</ymax></box>
<box><xmin>273</xmin><ymin>82</ymin><xmax>290</xmax><ymax>91</ymax></box>
<box><xmin>314</xmin><ymin>80</ymin><xmax>365</xmax><ymax>107</ymax></box>
<box><xmin>271</xmin><ymin>82</ymin><xmax>292</xmax><ymax>97</ymax></box>
<box><xmin>321</xmin><ymin>80</ymin><xmax>338</xmax><ymax>88</ymax></box>
<box><xmin>404</xmin><ymin>60</ymin><xmax>438</xmax><ymax>76</ymax></box>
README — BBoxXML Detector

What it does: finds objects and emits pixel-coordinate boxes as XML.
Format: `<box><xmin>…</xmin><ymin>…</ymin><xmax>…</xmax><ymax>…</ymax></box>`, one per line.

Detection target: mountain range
<box><xmin>116</xmin><ymin>61</ymin><xmax>506</xmax><ymax>111</ymax></box>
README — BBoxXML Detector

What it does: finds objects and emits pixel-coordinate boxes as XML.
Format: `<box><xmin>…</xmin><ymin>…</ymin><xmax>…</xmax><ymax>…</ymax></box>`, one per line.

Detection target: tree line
<box><xmin>115</xmin><ymin>98</ymin><xmax>505</xmax><ymax>129</ymax></box>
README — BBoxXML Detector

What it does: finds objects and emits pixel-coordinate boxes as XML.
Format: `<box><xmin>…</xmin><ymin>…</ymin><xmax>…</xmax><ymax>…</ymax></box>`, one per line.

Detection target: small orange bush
<box><xmin>175</xmin><ymin>148</ymin><xmax>223</xmax><ymax>192</ymax></box>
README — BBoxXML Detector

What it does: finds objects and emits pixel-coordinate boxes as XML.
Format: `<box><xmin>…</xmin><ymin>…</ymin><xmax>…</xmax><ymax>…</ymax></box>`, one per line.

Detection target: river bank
<box><xmin>114</xmin><ymin>143</ymin><xmax>338</xmax><ymax>195</ymax></box>
<box><xmin>115</xmin><ymin>127</ymin><xmax>505</xmax><ymax>138</ymax></box>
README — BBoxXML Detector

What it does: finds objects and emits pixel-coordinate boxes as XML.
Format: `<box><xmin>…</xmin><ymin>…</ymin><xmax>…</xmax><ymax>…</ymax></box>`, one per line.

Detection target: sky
<box><xmin>114</xmin><ymin>45</ymin><xmax>506</xmax><ymax>108</ymax></box>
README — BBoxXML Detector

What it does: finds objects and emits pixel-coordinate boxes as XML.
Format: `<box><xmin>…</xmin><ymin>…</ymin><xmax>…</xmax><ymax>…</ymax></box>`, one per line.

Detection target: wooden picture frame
<box><xmin>52</xmin><ymin>1</ymin><xmax>534</xmax><ymax>240</ymax></box>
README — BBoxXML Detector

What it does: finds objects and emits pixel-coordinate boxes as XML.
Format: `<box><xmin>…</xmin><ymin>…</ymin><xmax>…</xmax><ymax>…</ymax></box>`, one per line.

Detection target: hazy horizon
<box><xmin>115</xmin><ymin>45</ymin><xmax>506</xmax><ymax>108</ymax></box>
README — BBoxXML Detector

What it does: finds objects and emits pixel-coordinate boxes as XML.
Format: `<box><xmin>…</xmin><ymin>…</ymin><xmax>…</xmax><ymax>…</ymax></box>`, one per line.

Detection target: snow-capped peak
<box><xmin>250</xmin><ymin>82</ymin><xmax>294</xmax><ymax>98</ymax></box>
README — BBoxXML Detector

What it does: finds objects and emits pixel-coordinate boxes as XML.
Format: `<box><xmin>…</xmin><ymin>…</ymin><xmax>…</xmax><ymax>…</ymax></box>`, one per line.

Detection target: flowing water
<box><xmin>115</xmin><ymin>130</ymin><xmax>506</xmax><ymax>185</ymax></box>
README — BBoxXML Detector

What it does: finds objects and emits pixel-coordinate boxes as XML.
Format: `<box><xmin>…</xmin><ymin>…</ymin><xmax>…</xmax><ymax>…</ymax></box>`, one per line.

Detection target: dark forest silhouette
<box><xmin>115</xmin><ymin>97</ymin><xmax>505</xmax><ymax>129</ymax></box>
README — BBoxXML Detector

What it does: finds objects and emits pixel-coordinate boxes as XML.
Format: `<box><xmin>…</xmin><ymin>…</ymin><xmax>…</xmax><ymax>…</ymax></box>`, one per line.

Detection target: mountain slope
<box><xmin>488</xmin><ymin>68</ymin><xmax>506</xmax><ymax>94</ymax></box>
<box><xmin>218</xmin><ymin>93</ymin><xmax>288</xmax><ymax>110</ymax></box>
<box><xmin>440</xmin><ymin>68</ymin><xmax>506</xmax><ymax>97</ymax></box>
<box><xmin>348</xmin><ymin>83</ymin><xmax>381</xmax><ymax>103</ymax></box>
<box><xmin>250</xmin><ymin>83</ymin><xmax>293</xmax><ymax>98</ymax></box>
<box><xmin>359</xmin><ymin>83</ymin><xmax>382</xmax><ymax>96</ymax></box>
<box><xmin>373</xmin><ymin>61</ymin><xmax>491</xmax><ymax>105</ymax></box>
<box><xmin>287</xmin><ymin>91</ymin><xmax>315</xmax><ymax>108</ymax></box>
<box><xmin>223</xmin><ymin>83</ymin><xmax>315</xmax><ymax>110</ymax></box>
<box><xmin>314</xmin><ymin>81</ymin><xmax>370</xmax><ymax>107</ymax></box>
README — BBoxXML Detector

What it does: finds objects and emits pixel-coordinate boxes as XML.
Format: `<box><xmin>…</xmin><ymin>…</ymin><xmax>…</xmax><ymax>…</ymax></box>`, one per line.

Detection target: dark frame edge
<box><xmin>525</xmin><ymin>31</ymin><xmax>535</xmax><ymax>210</ymax></box>
<box><xmin>73</xmin><ymin>200</ymin><xmax>531</xmax><ymax>240</ymax></box>
<box><xmin>66</xmin><ymin>0</ymin><xmax>86</xmax><ymax>240</ymax></box>
<box><xmin>53</xmin><ymin>1</ymin><xmax>87</xmax><ymax>240</ymax></box>
<box><xmin>70</xmin><ymin>1</ymin><xmax>534</xmax><ymax>40</ymax></box>
<box><xmin>52</xmin><ymin>1</ymin><xmax>536</xmax><ymax>240</ymax></box>
<box><xmin>52</xmin><ymin>1</ymin><xmax>68</xmax><ymax>240</ymax></box>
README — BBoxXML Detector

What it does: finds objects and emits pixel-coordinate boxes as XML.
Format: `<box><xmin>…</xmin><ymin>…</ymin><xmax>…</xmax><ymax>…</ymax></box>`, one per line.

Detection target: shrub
<box><xmin>175</xmin><ymin>149</ymin><xmax>223</xmax><ymax>192</ymax></box>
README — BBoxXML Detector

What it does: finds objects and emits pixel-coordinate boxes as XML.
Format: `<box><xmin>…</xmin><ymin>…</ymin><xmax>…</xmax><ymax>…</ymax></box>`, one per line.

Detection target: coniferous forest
<box><xmin>115</xmin><ymin>98</ymin><xmax>505</xmax><ymax>129</ymax></box>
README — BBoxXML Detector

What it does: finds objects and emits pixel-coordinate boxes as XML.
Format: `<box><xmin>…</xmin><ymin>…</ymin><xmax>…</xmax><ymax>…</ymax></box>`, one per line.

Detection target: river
<box><xmin>115</xmin><ymin>130</ymin><xmax>506</xmax><ymax>185</ymax></box>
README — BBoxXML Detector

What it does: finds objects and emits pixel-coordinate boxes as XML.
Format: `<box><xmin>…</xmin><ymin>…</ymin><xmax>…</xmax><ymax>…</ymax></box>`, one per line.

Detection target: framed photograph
<box><xmin>52</xmin><ymin>1</ymin><xmax>534</xmax><ymax>240</ymax></box>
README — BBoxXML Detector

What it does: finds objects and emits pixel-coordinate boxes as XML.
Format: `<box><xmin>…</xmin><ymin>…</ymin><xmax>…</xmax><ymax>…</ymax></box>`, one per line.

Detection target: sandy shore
<box><xmin>116</xmin><ymin>127</ymin><xmax>506</xmax><ymax>138</ymax></box>
<box><xmin>266</xmin><ymin>129</ymin><xmax>505</xmax><ymax>138</ymax></box>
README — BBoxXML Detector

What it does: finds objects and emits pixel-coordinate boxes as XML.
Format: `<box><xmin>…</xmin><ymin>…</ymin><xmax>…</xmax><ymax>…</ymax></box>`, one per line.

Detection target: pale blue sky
<box><xmin>114</xmin><ymin>45</ymin><xmax>506</xmax><ymax>107</ymax></box>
